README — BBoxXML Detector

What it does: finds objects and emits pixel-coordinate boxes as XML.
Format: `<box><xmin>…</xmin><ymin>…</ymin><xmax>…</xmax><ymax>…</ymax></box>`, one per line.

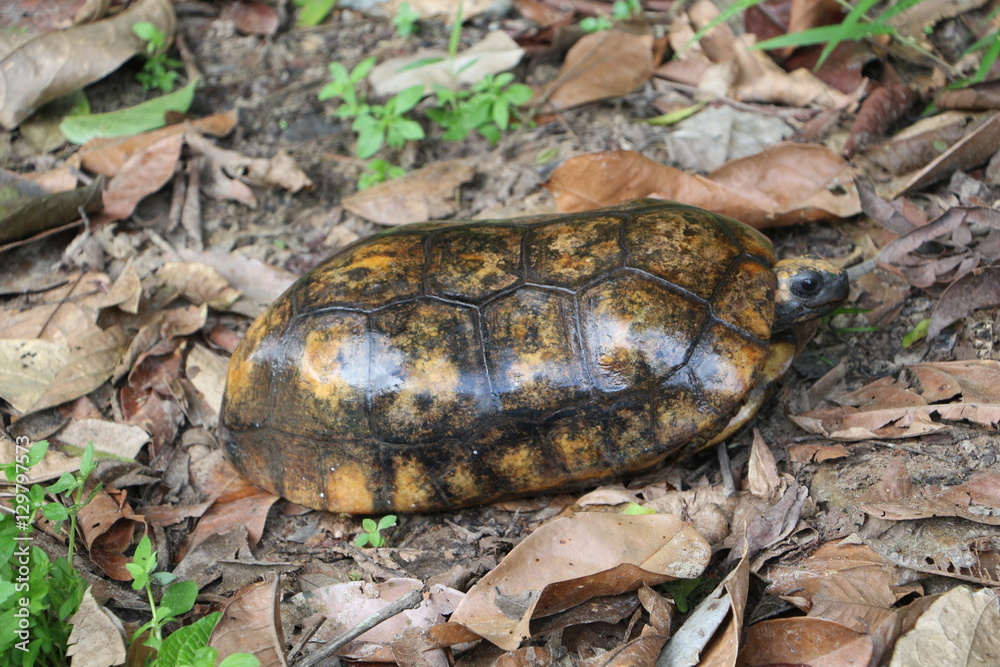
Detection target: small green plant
<box><xmin>394</xmin><ymin>2</ymin><xmax>421</xmax><ymax>37</ymax></box>
<box><xmin>663</xmin><ymin>578</ymin><xmax>711</xmax><ymax>613</ymax></box>
<box><xmin>352</xmin><ymin>85</ymin><xmax>426</xmax><ymax>158</ymax></box>
<box><xmin>319</xmin><ymin>57</ymin><xmax>376</xmax><ymax>119</ymax></box>
<box><xmin>902</xmin><ymin>317</ymin><xmax>930</xmax><ymax>348</ymax></box>
<box><xmin>427</xmin><ymin>73</ymin><xmax>533</xmax><ymax>143</ymax></box>
<box><xmin>0</xmin><ymin>441</ymin><xmax>97</xmax><ymax>666</ymax></box>
<box><xmin>622</xmin><ymin>502</ymin><xmax>656</xmax><ymax>515</ymax></box>
<box><xmin>132</xmin><ymin>22</ymin><xmax>184</xmax><ymax>92</ymax></box>
<box><xmin>359</xmin><ymin>159</ymin><xmax>406</xmax><ymax>189</ymax></box>
<box><xmin>126</xmin><ymin>535</ymin><xmax>259</xmax><ymax>666</ymax></box>
<box><xmin>580</xmin><ymin>0</ymin><xmax>642</xmax><ymax>33</ymax></box>
<box><xmin>294</xmin><ymin>0</ymin><xmax>337</xmax><ymax>27</ymax></box>
<box><xmin>355</xmin><ymin>515</ymin><xmax>397</xmax><ymax>548</ymax></box>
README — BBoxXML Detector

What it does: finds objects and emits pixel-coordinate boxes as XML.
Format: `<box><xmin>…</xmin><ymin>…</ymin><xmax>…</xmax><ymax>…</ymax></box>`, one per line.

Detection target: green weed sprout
<box><xmin>394</xmin><ymin>2</ymin><xmax>421</xmax><ymax>37</ymax></box>
<box><xmin>0</xmin><ymin>441</ymin><xmax>97</xmax><ymax>665</ymax></box>
<box><xmin>355</xmin><ymin>515</ymin><xmax>397</xmax><ymax>548</ymax></box>
<box><xmin>352</xmin><ymin>85</ymin><xmax>426</xmax><ymax>158</ymax></box>
<box><xmin>359</xmin><ymin>159</ymin><xmax>406</xmax><ymax>190</ymax></box>
<box><xmin>580</xmin><ymin>0</ymin><xmax>642</xmax><ymax>33</ymax></box>
<box><xmin>132</xmin><ymin>22</ymin><xmax>184</xmax><ymax>92</ymax></box>
<box><xmin>319</xmin><ymin>57</ymin><xmax>376</xmax><ymax>120</ymax></box>
<box><xmin>294</xmin><ymin>0</ymin><xmax>337</xmax><ymax>27</ymax></box>
<box><xmin>427</xmin><ymin>73</ymin><xmax>533</xmax><ymax>143</ymax></box>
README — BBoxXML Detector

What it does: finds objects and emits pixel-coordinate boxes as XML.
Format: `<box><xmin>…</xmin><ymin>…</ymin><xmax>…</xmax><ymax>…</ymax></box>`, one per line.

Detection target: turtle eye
<box><xmin>794</xmin><ymin>273</ymin><xmax>821</xmax><ymax>297</ymax></box>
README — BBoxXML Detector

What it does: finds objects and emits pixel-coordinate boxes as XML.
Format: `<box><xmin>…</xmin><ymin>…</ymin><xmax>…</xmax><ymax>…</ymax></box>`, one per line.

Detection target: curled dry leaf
<box><xmin>79</xmin><ymin>487</ymin><xmax>145</xmax><ymax>580</ymax></box>
<box><xmin>157</xmin><ymin>262</ymin><xmax>242</xmax><ymax>311</ymax></box>
<box><xmin>446</xmin><ymin>512</ymin><xmax>710</xmax><ymax>650</ymax></box>
<box><xmin>864</xmin><ymin>111</ymin><xmax>995</xmax><ymax>177</ymax></box>
<box><xmin>888</xmin><ymin>586</ymin><xmax>1000</xmax><ymax>666</ymax></box>
<box><xmin>539</xmin><ymin>29</ymin><xmax>654</xmax><ymax>113</ymax></box>
<box><xmin>546</xmin><ymin>144</ymin><xmax>859</xmax><ymax>228</ymax></box>
<box><xmin>370</xmin><ymin>31</ymin><xmax>524</xmax><ymax>97</ymax></box>
<box><xmin>209</xmin><ymin>578</ymin><xmax>287</xmax><ymax>667</ymax></box>
<box><xmin>791</xmin><ymin>360</ymin><xmax>1000</xmax><ymax>440</ymax></box>
<box><xmin>178</xmin><ymin>249</ymin><xmax>297</xmax><ymax>318</ymax></box>
<box><xmin>926</xmin><ymin>267</ymin><xmax>1000</xmax><ymax>340</ymax></box>
<box><xmin>98</xmin><ymin>132</ymin><xmax>184</xmax><ymax>223</ymax></box>
<box><xmin>860</xmin><ymin>468</ymin><xmax>1000</xmax><ymax>527</ymax></box>
<box><xmin>0</xmin><ymin>0</ymin><xmax>176</xmax><ymax>129</ymax></box>
<box><xmin>343</xmin><ymin>158</ymin><xmax>476</xmax><ymax>225</ymax></box>
<box><xmin>185</xmin><ymin>128</ymin><xmax>313</xmax><ymax>194</ymax></box>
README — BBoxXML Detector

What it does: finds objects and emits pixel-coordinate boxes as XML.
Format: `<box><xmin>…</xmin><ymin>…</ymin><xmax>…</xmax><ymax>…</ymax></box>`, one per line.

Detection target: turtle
<box><xmin>221</xmin><ymin>199</ymin><xmax>848</xmax><ymax>514</ymax></box>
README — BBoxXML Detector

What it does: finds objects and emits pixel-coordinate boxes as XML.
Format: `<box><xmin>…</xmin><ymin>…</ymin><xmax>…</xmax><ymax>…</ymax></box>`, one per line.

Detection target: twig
<box><xmin>294</xmin><ymin>585</ymin><xmax>427</xmax><ymax>667</ymax></box>
<box><xmin>717</xmin><ymin>441</ymin><xmax>736</xmax><ymax>498</ymax></box>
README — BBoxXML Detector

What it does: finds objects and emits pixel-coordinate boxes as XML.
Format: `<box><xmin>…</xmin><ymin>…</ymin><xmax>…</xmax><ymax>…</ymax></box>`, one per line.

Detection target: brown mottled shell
<box><xmin>222</xmin><ymin>200</ymin><xmax>777</xmax><ymax>513</ymax></box>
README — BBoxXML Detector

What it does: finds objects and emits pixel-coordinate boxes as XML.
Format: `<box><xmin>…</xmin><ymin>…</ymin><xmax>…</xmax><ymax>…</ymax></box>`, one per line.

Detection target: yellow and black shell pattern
<box><xmin>221</xmin><ymin>199</ymin><xmax>778</xmax><ymax>513</ymax></box>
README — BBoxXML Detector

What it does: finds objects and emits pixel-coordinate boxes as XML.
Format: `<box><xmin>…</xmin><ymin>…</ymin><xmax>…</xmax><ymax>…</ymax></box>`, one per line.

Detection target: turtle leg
<box><xmin>706</xmin><ymin>334</ymin><xmax>799</xmax><ymax>447</ymax></box>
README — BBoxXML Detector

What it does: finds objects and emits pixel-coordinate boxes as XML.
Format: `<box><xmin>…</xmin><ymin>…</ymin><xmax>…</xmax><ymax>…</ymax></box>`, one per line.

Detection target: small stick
<box><xmin>717</xmin><ymin>441</ymin><xmax>736</xmax><ymax>498</ymax></box>
<box><xmin>294</xmin><ymin>586</ymin><xmax>427</xmax><ymax>667</ymax></box>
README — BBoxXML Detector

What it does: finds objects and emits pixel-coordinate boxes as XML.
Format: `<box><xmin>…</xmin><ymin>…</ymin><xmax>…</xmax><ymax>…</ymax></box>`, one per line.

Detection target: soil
<box><xmin>11</xmin><ymin>3</ymin><xmax>1000</xmax><ymax>663</ymax></box>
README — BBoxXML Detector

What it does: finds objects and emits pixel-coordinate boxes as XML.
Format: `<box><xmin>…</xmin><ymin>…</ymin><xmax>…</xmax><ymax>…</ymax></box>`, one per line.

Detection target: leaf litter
<box><xmin>1</xmin><ymin>0</ymin><xmax>1000</xmax><ymax>665</ymax></box>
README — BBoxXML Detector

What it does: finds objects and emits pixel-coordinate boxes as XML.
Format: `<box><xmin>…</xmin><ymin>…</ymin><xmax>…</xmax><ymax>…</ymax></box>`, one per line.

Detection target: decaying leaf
<box><xmin>446</xmin><ymin>512</ymin><xmax>710</xmax><ymax>650</ymax></box>
<box><xmin>369</xmin><ymin>31</ymin><xmax>524</xmax><ymax>96</ymax></box>
<box><xmin>0</xmin><ymin>0</ymin><xmax>176</xmax><ymax>128</ymax></box>
<box><xmin>209</xmin><ymin>578</ymin><xmax>288</xmax><ymax>667</ymax></box>
<box><xmin>0</xmin><ymin>171</ymin><xmax>103</xmax><ymax>245</ymax></box>
<box><xmin>740</xmin><ymin>617</ymin><xmax>874</xmax><ymax>666</ymax></box>
<box><xmin>539</xmin><ymin>29</ymin><xmax>654</xmax><ymax>113</ymax></box>
<box><xmin>861</xmin><ymin>468</ymin><xmax>1000</xmax><ymax>526</ymax></box>
<box><xmin>98</xmin><ymin>132</ymin><xmax>184</xmax><ymax>222</ymax></box>
<box><xmin>343</xmin><ymin>158</ymin><xmax>476</xmax><ymax>225</ymax></box>
<box><xmin>157</xmin><ymin>262</ymin><xmax>242</xmax><ymax>311</ymax></box>
<box><xmin>546</xmin><ymin>144</ymin><xmax>859</xmax><ymax>228</ymax></box>
<box><xmin>66</xmin><ymin>588</ymin><xmax>128</xmax><ymax>667</ymax></box>
<box><xmin>888</xmin><ymin>586</ymin><xmax>1000</xmax><ymax>666</ymax></box>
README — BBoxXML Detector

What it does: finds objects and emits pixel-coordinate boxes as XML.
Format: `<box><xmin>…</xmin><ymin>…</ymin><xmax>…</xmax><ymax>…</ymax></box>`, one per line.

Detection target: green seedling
<box><xmin>352</xmin><ymin>85</ymin><xmax>426</xmax><ymax>158</ymax></box>
<box><xmin>902</xmin><ymin>317</ymin><xmax>930</xmax><ymax>348</ymax></box>
<box><xmin>663</xmin><ymin>578</ymin><xmax>711</xmax><ymax>613</ymax></box>
<box><xmin>294</xmin><ymin>0</ymin><xmax>337</xmax><ymax>27</ymax></box>
<box><xmin>319</xmin><ymin>57</ymin><xmax>376</xmax><ymax>120</ymax></box>
<box><xmin>580</xmin><ymin>0</ymin><xmax>642</xmax><ymax>32</ymax></box>
<box><xmin>355</xmin><ymin>515</ymin><xmax>397</xmax><ymax>548</ymax></box>
<box><xmin>427</xmin><ymin>73</ymin><xmax>533</xmax><ymax>143</ymax></box>
<box><xmin>622</xmin><ymin>502</ymin><xmax>656</xmax><ymax>515</ymax></box>
<box><xmin>0</xmin><ymin>441</ymin><xmax>97</xmax><ymax>665</ymax></box>
<box><xmin>394</xmin><ymin>2</ymin><xmax>421</xmax><ymax>37</ymax></box>
<box><xmin>359</xmin><ymin>159</ymin><xmax>406</xmax><ymax>189</ymax></box>
<box><xmin>132</xmin><ymin>22</ymin><xmax>184</xmax><ymax>92</ymax></box>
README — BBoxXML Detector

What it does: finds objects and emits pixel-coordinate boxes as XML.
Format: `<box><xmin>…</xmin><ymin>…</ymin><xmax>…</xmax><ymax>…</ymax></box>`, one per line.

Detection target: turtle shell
<box><xmin>221</xmin><ymin>200</ymin><xmax>778</xmax><ymax>513</ymax></box>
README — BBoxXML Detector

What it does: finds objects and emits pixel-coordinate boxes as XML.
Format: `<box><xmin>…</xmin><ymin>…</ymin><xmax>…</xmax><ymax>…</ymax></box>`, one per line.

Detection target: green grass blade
<box><xmin>753</xmin><ymin>23</ymin><xmax>894</xmax><ymax>51</ymax></box>
<box><xmin>682</xmin><ymin>0</ymin><xmax>768</xmax><ymax>54</ymax></box>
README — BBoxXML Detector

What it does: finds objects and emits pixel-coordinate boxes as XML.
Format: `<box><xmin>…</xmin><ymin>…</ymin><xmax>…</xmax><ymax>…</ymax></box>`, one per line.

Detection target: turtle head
<box><xmin>772</xmin><ymin>257</ymin><xmax>849</xmax><ymax>332</ymax></box>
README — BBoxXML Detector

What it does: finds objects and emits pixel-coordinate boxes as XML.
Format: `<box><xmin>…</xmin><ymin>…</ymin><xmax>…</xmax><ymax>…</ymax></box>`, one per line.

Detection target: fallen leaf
<box><xmin>56</xmin><ymin>419</ymin><xmax>149</xmax><ymax>459</ymax></box>
<box><xmin>888</xmin><ymin>586</ymin><xmax>1000</xmax><ymax>666</ymax></box>
<box><xmin>157</xmin><ymin>262</ymin><xmax>242</xmax><ymax>310</ymax></box>
<box><xmin>539</xmin><ymin>29</ymin><xmax>654</xmax><ymax>113</ymax></box>
<box><xmin>739</xmin><ymin>617</ymin><xmax>874</xmax><ymax>666</ymax></box>
<box><xmin>0</xmin><ymin>171</ymin><xmax>103</xmax><ymax>245</ymax></box>
<box><xmin>697</xmin><ymin>555</ymin><xmax>750</xmax><ymax>666</ymax></box>
<box><xmin>220</xmin><ymin>0</ymin><xmax>280</xmax><ymax>36</ymax></box>
<box><xmin>396</xmin><ymin>0</ymin><xmax>495</xmax><ymax>20</ymax></box>
<box><xmin>343</xmin><ymin>158</ymin><xmax>476</xmax><ymax>225</ymax></box>
<box><xmin>0</xmin><ymin>0</ymin><xmax>176</xmax><ymax>128</ymax></box>
<box><xmin>546</xmin><ymin>144</ymin><xmax>859</xmax><ymax>228</ymax></box>
<box><xmin>79</xmin><ymin>487</ymin><xmax>144</xmax><ymax>580</ymax></box>
<box><xmin>209</xmin><ymin>578</ymin><xmax>288</xmax><ymax>667</ymax></box>
<box><xmin>185</xmin><ymin>128</ymin><xmax>313</xmax><ymax>193</ymax></box>
<box><xmin>369</xmin><ymin>31</ymin><xmax>524</xmax><ymax>96</ymax></box>
<box><xmin>860</xmin><ymin>468</ymin><xmax>1000</xmax><ymax>526</ymax></box>
<box><xmin>447</xmin><ymin>512</ymin><xmax>710</xmax><ymax>650</ymax></box>
<box><xmin>927</xmin><ymin>267</ymin><xmax>1000</xmax><ymax>340</ymax></box>
<box><xmin>98</xmin><ymin>132</ymin><xmax>183</xmax><ymax>222</ymax></box>
<box><xmin>78</xmin><ymin>110</ymin><xmax>238</xmax><ymax>177</ymax></box>
<box><xmin>66</xmin><ymin>588</ymin><xmax>128</xmax><ymax>666</ymax></box>
<box><xmin>185</xmin><ymin>344</ymin><xmax>229</xmax><ymax>420</ymax></box>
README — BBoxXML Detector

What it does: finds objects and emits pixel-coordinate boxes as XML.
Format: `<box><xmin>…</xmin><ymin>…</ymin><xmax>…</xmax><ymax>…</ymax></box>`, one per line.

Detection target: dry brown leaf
<box><xmin>0</xmin><ymin>0</ymin><xmax>176</xmax><ymax>129</ymax></box>
<box><xmin>891</xmin><ymin>112</ymin><xmax>1000</xmax><ymax>197</ymax></box>
<box><xmin>865</xmin><ymin>111</ymin><xmax>995</xmax><ymax>176</ymax></box>
<box><xmin>739</xmin><ymin>617</ymin><xmax>874</xmax><ymax>665</ymax></box>
<box><xmin>157</xmin><ymin>262</ymin><xmax>242</xmax><ymax>311</ymax></box>
<box><xmin>370</xmin><ymin>31</ymin><xmax>524</xmax><ymax>96</ymax></box>
<box><xmin>888</xmin><ymin>586</ymin><xmax>1000</xmax><ymax>666</ymax></box>
<box><xmin>788</xmin><ymin>443</ymin><xmax>850</xmax><ymax>462</ymax></box>
<box><xmin>343</xmin><ymin>158</ymin><xmax>476</xmax><ymax>225</ymax></box>
<box><xmin>0</xmin><ymin>171</ymin><xmax>103</xmax><ymax>245</ymax></box>
<box><xmin>80</xmin><ymin>487</ymin><xmax>144</xmax><ymax>580</ymax></box>
<box><xmin>220</xmin><ymin>0</ymin><xmax>280</xmax><ymax>36</ymax></box>
<box><xmin>185</xmin><ymin>343</ymin><xmax>228</xmax><ymax>420</ymax></box>
<box><xmin>539</xmin><ymin>29</ymin><xmax>653</xmax><ymax>113</ymax></box>
<box><xmin>698</xmin><ymin>555</ymin><xmax>750</xmax><ymax>666</ymax></box>
<box><xmin>732</xmin><ymin>35</ymin><xmax>851</xmax><ymax>109</ymax></box>
<box><xmin>181</xmin><ymin>485</ymin><xmax>279</xmax><ymax>560</ymax></box>
<box><xmin>185</xmin><ymin>128</ymin><xmax>313</xmax><ymax>194</ymax></box>
<box><xmin>56</xmin><ymin>419</ymin><xmax>149</xmax><ymax>460</ymax></box>
<box><xmin>860</xmin><ymin>468</ymin><xmax>1000</xmax><ymax>526</ymax></box>
<box><xmin>178</xmin><ymin>249</ymin><xmax>297</xmax><ymax>318</ymax></box>
<box><xmin>447</xmin><ymin>512</ymin><xmax>710</xmax><ymax>650</ymax></box>
<box><xmin>927</xmin><ymin>267</ymin><xmax>1000</xmax><ymax>339</ymax></box>
<box><xmin>747</xmin><ymin>430</ymin><xmax>780</xmax><ymax>499</ymax></box>
<box><xmin>98</xmin><ymin>132</ymin><xmax>183</xmax><ymax>222</ymax></box>
<box><xmin>842</xmin><ymin>69</ymin><xmax>917</xmax><ymax>157</ymax></box>
<box><xmin>78</xmin><ymin>110</ymin><xmax>238</xmax><ymax>177</ymax></box>
<box><xmin>937</xmin><ymin>80</ymin><xmax>1000</xmax><ymax>111</ymax></box>
<box><xmin>209</xmin><ymin>578</ymin><xmax>288</xmax><ymax>667</ymax></box>
<box><xmin>66</xmin><ymin>588</ymin><xmax>128</xmax><ymax>666</ymax></box>
<box><xmin>394</xmin><ymin>0</ymin><xmax>494</xmax><ymax>20</ymax></box>
<box><xmin>546</xmin><ymin>145</ymin><xmax>859</xmax><ymax>228</ymax></box>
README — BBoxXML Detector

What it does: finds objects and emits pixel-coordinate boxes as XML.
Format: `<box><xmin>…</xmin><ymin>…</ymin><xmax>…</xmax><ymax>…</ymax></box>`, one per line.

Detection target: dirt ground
<box><xmin>5</xmin><ymin>1</ymin><xmax>1000</xmax><ymax>665</ymax></box>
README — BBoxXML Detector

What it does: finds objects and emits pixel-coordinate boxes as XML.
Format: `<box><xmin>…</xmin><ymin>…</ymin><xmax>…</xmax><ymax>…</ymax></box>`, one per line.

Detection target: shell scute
<box><xmin>427</xmin><ymin>225</ymin><xmax>522</xmax><ymax>301</ymax></box>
